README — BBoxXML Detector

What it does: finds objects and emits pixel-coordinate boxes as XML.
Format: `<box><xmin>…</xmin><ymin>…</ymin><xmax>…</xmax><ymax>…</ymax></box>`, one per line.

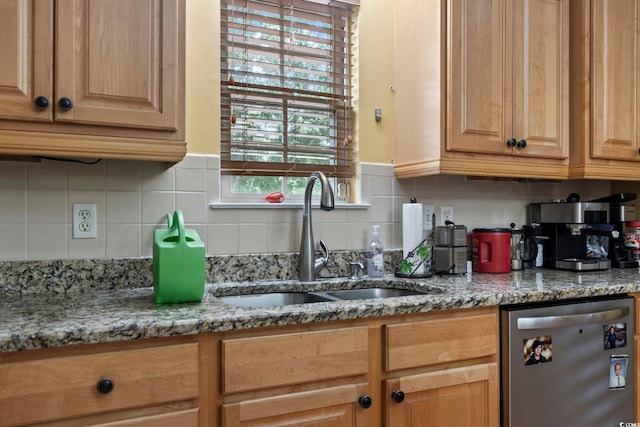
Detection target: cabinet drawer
<box><xmin>383</xmin><ymin>312</ymin><xmax>498</xmax><ymax>371</ymax></box>
<box><xmin>92</xmin><ymin>408</ymin><xmax>199</xmax><ymax>427</ymax></box>
<box><xmin>222</xmin><ymin>327</ymin><xmax>369</xmax><ymax>394</ymax></box>
<box><xmin>222</xmin><ymin>384</ymin><xmax>368</xmax><ymax>426</ymax></box>
<box><xmin>0</xmin><ymin>342</ymin><xmax>199</xmax><ymax>426</ymax></box>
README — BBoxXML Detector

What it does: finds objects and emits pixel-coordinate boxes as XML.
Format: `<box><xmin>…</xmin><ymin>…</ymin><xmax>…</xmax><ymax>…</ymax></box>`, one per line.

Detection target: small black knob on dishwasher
<box><xmin>506</xmin><ymin>138</ymin><xmax>517</xmax><ymax>147</ymax></box>
<box><xmin>391</xmin><ymin>390</ymin><xmax>405</xmax><ymax>403</ymax></box>
<box><xmin>34</xmin><ymin>96</ymin><xmax>49</xmax><ymax>109</ymax></box>
<box><xmin>58</xmin><ymin>97</ymin><xmax>73</xmax><ymax>111</ymax></box>
<box><xmin>517</xmin><ymin>139</ymin><xmax>527</xmax><ymax>148</ymax></box>
<box><xmin>358</xmin><ymin>395</ymin><xmax>372</xmax><ymax>409</ymax></box>
<box><xmin>96</xmin><ymin>377</ymin><xmax>114</xmax><ymax>394</ymax></box>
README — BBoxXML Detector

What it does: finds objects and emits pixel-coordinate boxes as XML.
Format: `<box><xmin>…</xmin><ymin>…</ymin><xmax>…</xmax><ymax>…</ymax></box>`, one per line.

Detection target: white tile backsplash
<box><xmin>238</xmin><ymin>223</ymin><xmax>268</xmax><ymax>253</ymax></box>
<box><xmin>0</xmin><ymin>162</ymin><xmax>27</xmax><ymax>189</ymax></box>
<box><xmin>106</xmin><ymin>160</ymin><xmax>141</xmax><ymax>191</ymax></box>
<box><xmin>141</xmin><ymin>162</ymin><xmax>175</xmax><ymax>191</ymax></box>
<box><xmin>0</xmin><ymin>189</ymin><xmax>26</xmax><ymax>224</ymax></box>
<box><xmin>0</xmin><ymin>225</ymin><xmax>26</xmax><ymax>260</ymax></box>
<box><xmin>27</xmin><ymin>190</ymin><xmax>67</xmax><ymax>224</ymax></box>
<box><xmin>176</xmin><ymin>167</ymin><xmax>206</xmax><ymax>192</ymax></box>
<box><xmin>106</xmin><ymin>224</ymin><xmax>141</xmax><ymax>257</ymax></box>
<box><xmin>27</xmin><ymin>160</ymin><xmax>67</xmax><ymax>189</ymax></box>
<box><xmin>142</xmin><ymin>191</ymin><xmax>176</xmax><ymax>224</ymax></box>
<box><xmin>208</xmin><ymin>223</ymin><xmax>239</xmax><ymax>255</ymax></box>
<box><xmin>68</xmin><ymin>161</ymin><xmax>105</xmax><ymax>190</ymax></box>
<box><xmin>106</xmin><ymin>191</ymin><xmax>141</xmax><ymax>224</ymax></box>
<box><xmin>0</xmin><ymin>155</ymin><xmax>625</xmax><ymax>260</ymax></box>
<box><xmin>68</xmin><ymin>224</ymin><xmax>106</xmax><ymax>259</ymax></box>
<box><xmin>27</xmin><ymin>224</ymin><xmax>68</xmax><ymax>260</ymax></box>
<box><xmin>176</xmin><ymin>191</ymin><xmax>208</xmax><ymax>223</ymax></box>
<box><xmin>267</xmin><ymin>222</ymin><xmax>297</xmax><ymax>252</ymax></box>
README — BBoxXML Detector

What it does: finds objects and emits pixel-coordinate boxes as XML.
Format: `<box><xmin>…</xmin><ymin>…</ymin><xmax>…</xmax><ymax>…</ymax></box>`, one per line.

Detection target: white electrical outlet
<box><xmin>423</xmin><ymin>204</ymin><xmax>435</xmax><ymax>230</ymax></box>
<box><xmin>441</xmin><ymin>206</ymin><xmax>454</xmax><ymax>225</ymax></box>
<box><xmin>73</xmin><ymin>203</ymin><xmax>97</xmax><ymax>239</ymax></box>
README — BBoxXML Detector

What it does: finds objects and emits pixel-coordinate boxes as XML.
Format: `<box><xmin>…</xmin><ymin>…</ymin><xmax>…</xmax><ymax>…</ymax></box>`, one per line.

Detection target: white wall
<box><xmin>0</xmin><ymin>156</ymin><xmax>612</xmax><ymax>261</ymax></box>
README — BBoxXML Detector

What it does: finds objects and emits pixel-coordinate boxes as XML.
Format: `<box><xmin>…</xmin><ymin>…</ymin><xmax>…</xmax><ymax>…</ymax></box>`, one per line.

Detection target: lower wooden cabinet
<box><xmin>383</xmin><ymin>363</ymin><xmax>499</xmax><ymax>427</ymax></box>
<box><xmin>0</xmin><ymin>337</ymin><xmax>201</xmax><ymax>427</ymax></box>
<box><xmin>0</xmin><ymin>307</ymin><xmax>499</xmax><ymax>426</ymax></box>
<box><xmin>218</xmin><ymin>326</ymin><xmax>373</xmax><ymax>426</ymax></box>
<box><xmin>215</xmin><ymin>306</ymin><xmax>500</xmax><ymax>427</ymax></box>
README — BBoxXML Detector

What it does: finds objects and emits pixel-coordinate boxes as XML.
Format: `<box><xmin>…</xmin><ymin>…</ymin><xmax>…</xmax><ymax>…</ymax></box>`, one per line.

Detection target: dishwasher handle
<box><xmin>517</xmin><ymin>306</ymin><xmax>630</xmax><ymax>330</ymax></box>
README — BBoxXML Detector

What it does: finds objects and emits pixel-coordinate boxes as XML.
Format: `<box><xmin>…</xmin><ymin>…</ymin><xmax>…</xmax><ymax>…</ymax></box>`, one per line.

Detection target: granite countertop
<box><xmin>3</xmin><ymin>268</ymin><xmax>640</xmax><ymax>352</ymax></box>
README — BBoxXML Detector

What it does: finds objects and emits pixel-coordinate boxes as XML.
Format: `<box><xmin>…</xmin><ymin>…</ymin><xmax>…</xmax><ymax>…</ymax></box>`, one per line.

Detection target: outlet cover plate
<box><xmin>73</xmin><ymin>203</ymin><xmax>97</xmax><ymax>239</ymax></box>
<box><xmin>441</xmin><ymin>206</ymin><xmax>454</xmax><ymax>225</ymax></box>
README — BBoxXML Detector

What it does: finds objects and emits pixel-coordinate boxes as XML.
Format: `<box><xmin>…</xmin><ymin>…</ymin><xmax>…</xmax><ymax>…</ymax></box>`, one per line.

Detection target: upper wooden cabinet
<box><xmin>394</xmin><ymin>0</ymin><xmax>569</xmax><ymax>180</ymax></box>
<box><xmin>0</xmin><ymin>0</ymin><xmax>185</xmax><ymax>162</ymax></box>
<box><xmin>570</xmin><ymin>0</ymin><xmax>640</xmax><ymax>180</ymax></box>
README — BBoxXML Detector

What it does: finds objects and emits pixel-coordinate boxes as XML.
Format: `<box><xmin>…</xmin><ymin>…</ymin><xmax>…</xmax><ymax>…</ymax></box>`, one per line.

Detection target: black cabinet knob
<box><xmin>58</xmin><ymin>97</ymin><xmax>73</xmax><ymax>111</ymax></box>
<box><xmin>34</xmin><ymin>96</ymin><xmax>49</xmax><ymax>109</ymax></box>
<box><xmin>358</xmin><ymin>395</ymin><xmax>372</xmax><ymax>409</ymax></box>
<box><xmin>517</xmin><ymin>139</ymin><xmax>527</xmax><ymax>148</ymax></box>
<box><xmin>391</xmin><ymin>390</ymin><xmax>405</xmax><ymax>403</ymax></box>
<box><xmin>507</xmin><ymin>138</ymin><xmax>517</xmax><ymax>147</ymax></box>
<box><xmin>96</xmin><ymin>377</ymin><xmax>114</xmax><ymax>394</ymax></box>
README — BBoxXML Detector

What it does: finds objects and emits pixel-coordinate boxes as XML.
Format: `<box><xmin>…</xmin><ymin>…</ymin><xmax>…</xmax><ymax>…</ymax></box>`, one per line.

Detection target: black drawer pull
<box><xmin>96</xmin><ymin>377</ymin><xmax>114</xmax><ymax>394</ymax></box>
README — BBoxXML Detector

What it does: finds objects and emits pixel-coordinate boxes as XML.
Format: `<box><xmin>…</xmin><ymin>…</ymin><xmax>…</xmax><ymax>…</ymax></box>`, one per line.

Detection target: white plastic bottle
<box><xmin>367</xmin><ymin>225</ymin><xmax>385</xmax><ymax>277</ymax></box>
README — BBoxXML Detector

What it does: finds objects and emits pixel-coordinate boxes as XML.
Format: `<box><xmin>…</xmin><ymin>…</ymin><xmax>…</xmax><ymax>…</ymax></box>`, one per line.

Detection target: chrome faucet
<box><xmin>299</xmin><ymin>171</ymin><xmax>335</xmax><ymax>281</ymax></box>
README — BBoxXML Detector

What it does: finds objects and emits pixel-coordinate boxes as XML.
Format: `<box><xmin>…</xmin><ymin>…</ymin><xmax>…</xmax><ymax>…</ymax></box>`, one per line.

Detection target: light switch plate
<box><xmin>423</xmin><ymin>205</ymin><xmax>435</xmax><ymax>230</ymax></box>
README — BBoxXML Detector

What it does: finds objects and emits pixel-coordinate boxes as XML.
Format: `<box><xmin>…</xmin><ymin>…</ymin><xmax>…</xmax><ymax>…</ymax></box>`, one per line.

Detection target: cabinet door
<box><xmin>221</xmin><ymin>384</ymin><xmax>371</xmax><ymax>427</ymax></box>
<box><xmin>449</xmin><ymin>0</ymin><xmax>568</xmax><ymax>160</ymax></box>
<box><xmin>55</xmin><ymin>0</ymin><xmax>181</xmax><ymax>131</ymax></box>
<box><xmin>384</xmin><ymin>363</ymin><xmax>499</xmax><ymax>427</ymax></box>
<box><xmin>0</xmin><ymin>1</ymin><xmax>53</xmax><ymax>122</ymax></box>
<box><xmin>0</xmin><ymin>342</ymin><xmax>199</xmax><ymax>426</ymax></box>
<box><xmin>512</xmin><ymin>0</ymin><xmax>568</xmax><ymax>159</ymax></box>
<box><xmin>591</xmin><ymin>0</ymin><xmax>640</xmax><ymax>161</ymax></box>
<box><xmin>448</xmin><ymin>0</ymin><xmax>511</xmax><ymax>155</ymax></box>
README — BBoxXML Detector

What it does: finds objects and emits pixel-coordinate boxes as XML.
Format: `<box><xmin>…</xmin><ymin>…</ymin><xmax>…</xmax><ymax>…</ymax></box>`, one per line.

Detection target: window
<box><xmin>220</xmin><ymin>0</ymin><xmax>358</xmax><ymax>199</ymax></box>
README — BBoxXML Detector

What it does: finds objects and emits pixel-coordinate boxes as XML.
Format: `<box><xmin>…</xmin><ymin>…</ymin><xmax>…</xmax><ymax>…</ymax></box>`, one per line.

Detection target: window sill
<box><xmin>209</xmin><ymin>202</ymin><xmax>370</xmax><ymax>210</ymax></box>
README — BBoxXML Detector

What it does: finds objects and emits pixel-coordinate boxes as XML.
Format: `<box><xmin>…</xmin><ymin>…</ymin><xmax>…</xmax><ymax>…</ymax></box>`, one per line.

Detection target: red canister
<box><xmin>472</xmin><ymin>228</ymin><xmax>511</xmax><ymax>273</ymax></box>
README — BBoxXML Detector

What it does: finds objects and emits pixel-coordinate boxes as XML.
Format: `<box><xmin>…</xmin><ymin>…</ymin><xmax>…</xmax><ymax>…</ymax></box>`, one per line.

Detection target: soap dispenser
<box><xmin>367</xmin><ymin>225</ymin><xmax>385</xmax><ymax>277</ymax></box>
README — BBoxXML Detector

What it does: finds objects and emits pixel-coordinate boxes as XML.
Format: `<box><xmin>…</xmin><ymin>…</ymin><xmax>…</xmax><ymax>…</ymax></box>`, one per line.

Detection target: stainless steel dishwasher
<box><xmin>501</xmin><ymin>296</ymin><xmax>634</xmax><ymax>427</ymax></box>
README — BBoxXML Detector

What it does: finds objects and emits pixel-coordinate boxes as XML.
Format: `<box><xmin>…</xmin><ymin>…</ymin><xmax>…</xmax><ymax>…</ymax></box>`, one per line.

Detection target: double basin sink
<box><xmin>219</xmin><ymin>285</ymin><xmax>443</xmax><ymax>308</ymax></box>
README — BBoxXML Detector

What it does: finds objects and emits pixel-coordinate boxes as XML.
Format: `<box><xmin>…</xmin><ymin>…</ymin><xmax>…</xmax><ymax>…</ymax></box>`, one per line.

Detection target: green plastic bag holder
<box><xmin>153</xmin><ymin>210</ymin><xmax>205</xmax><ymax>304</ymax></box>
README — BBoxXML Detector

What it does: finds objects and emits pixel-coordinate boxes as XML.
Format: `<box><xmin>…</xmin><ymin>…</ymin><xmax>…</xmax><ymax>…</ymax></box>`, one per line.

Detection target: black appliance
<box><xmin>530</xmin><ymin>198</ymin><xmax>611</xmax><ymax>271</ymax></box>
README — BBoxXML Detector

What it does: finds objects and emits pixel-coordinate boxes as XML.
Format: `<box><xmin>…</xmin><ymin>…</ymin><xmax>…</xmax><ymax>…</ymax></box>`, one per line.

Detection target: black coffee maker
<box><xmin>530</xmin><ymin>196</ymin><xmax>611</xmax><ymax>271</ymax></box>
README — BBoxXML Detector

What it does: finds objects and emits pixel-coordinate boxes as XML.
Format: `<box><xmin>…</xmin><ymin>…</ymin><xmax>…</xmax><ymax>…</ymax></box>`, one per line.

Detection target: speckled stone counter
<box><xmin>3</xmin><ymin>266</ymin><xmax>640</xmax><ymax>352</ymax></box>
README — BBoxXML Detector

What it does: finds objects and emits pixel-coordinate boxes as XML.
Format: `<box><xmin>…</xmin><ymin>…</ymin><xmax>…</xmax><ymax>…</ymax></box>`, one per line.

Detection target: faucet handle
<box><xmin>319</xmin><ymin>240</ymin><xmax>329</xmax><ymax>265</ymax></box>
<box><xmin>349</xmin><ymin>260</ymin><xmax>364</xmax><ymax>279</ymax></box>
<box><xmin>313</xmin><ymin>240</ymin><xmax>330</xmax><ymax>276</ymax></box>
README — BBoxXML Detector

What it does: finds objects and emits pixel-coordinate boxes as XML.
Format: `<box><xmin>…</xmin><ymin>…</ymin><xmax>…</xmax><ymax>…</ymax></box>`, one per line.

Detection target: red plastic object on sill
<box><xmin>265</xmin><ymin>191</ymin><xmax>284</xmax><ymax>203</ymax></box>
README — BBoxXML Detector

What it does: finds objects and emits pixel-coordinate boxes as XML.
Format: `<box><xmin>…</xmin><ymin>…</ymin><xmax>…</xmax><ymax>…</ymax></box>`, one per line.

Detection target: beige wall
<box><xmin>184</xmin><ymin>1</ymin><xmax>396</xmax><ymax>165</ymax></box>
<box><xmin>185</xmin><ymin>1</ymin><xmax>220</xmax><ymax>155</ymax></box>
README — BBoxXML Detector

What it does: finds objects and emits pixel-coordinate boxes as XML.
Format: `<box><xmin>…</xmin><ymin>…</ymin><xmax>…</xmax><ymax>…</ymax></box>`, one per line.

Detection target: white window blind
<box><xmin>220</xmin><ymin>0</ymin><xmax>357</xmax><ymax>178</ymax></box>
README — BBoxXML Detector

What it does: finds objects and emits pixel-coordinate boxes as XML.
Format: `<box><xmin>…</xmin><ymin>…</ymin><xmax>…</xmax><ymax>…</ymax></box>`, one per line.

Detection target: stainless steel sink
<box><xmin>218</xmin><ymin>284</ymin><xmax>439</xmax><ymax>308</ymax></box>
<box><xmin>219</xmin><ymin>292</ymin><xmax>332</xmax><ymax>308</ymax></box>
<box><xmin>321</xmin><ymin>287</ymin><xmax>425</xmax><ymax>300</ymax></box>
